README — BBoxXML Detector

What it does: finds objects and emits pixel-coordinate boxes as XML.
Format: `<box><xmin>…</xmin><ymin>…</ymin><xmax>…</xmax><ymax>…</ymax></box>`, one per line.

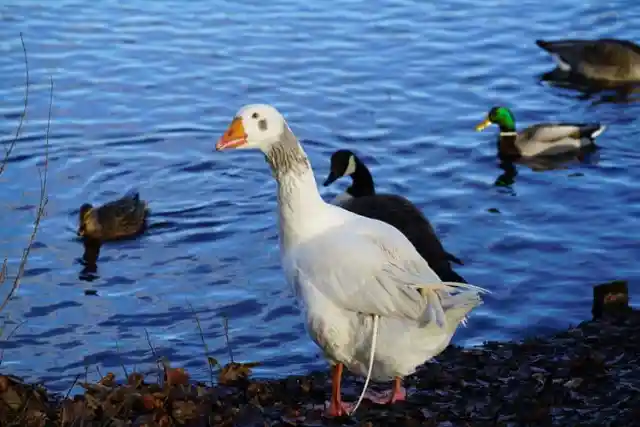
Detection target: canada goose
<box><xmin>475</xmin><ymin>106</ymin><xmax>606</xmax><ymax>158</ymax></box>
<box><xmin>536</xmin><ymin>38</ymin><xmax>640</xmax><ymax>83</ymax></box>
<box><xmin>78</xmin><ymin>190</ymin><xmax>149</xmax><ymax>241</ymax></box>
<box><xmin>323</xmin><ymin>149</ymin><xmax>466</xmax><ymax>283</ymax></box>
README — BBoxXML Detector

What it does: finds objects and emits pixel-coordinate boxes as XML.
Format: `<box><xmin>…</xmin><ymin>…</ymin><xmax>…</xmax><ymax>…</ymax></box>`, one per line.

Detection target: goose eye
<box><xmin>252</xmin><ymin>112</ymin><xmax>259</xmax><ymax>119</ymax></box>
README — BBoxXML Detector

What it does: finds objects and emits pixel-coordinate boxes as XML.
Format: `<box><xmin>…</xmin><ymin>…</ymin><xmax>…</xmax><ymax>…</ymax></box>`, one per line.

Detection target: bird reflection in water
<box><xmin>495</xmin><ymin>145</ymin><xmax>600</xmax><ymax>189</ymax></box>
<box><xmin>539</xmin><ymin>69</ymin><xmax>640</xmax><ymax>105</ymax></box>
<box><xmin>78</xmin><ymin>238</ymin><xmax>101</xmax><ymax>282</ymax></box>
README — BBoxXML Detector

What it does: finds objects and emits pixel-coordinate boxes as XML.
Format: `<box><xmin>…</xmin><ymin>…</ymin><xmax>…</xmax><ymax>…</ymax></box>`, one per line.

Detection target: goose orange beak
<box><xmin>216</xmin><ymin>117</ymin><xmax>247</xmax><ymax>151</ymax></box>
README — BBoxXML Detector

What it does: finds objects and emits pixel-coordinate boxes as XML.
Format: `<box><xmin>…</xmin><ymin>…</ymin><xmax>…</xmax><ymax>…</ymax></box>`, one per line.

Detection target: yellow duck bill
<box><xmin>475</xmin><ymin>118</ymin><xmax>492</xmax><ymax>132</ymax></box>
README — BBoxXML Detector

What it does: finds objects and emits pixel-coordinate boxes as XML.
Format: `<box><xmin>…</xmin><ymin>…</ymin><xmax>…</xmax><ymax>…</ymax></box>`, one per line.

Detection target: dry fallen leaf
<box><xmin>0</xmin><ymin>376</ymin><xmax>10</xmax><ymax>393</ymax></box>
<box><xmin>218</xmin><ymin>362</ymin><xmax>261</xmax><ymax>386</ymax></box>
<box><xmin>158</xmin><ymin>413</ymin><xmax>172</xmax><ymax>427</ymax></box>
<box><xmin>172</xmin><ymin>399</ymin><xmax>198</xmax><ymax>424</ymax></box>
<box><xmin>99</xmin><ymin>372</ymin><xmax>116</xmax><ymax>387</ymax></box>
<box><xmin>0</xmin><ymin>383</ymin><xmax>23</xmax><ymax>410</ymax></box>
<box><xmin>128</xmin><ymin>372</ymin><xmax>145</xmax><ymax>388</ymax></box>
<box><xmin>164</xmin><ymin>367</ymin><xmax>190</xmax><ymax>387</ymax></box>
<box><xmin>60</xmin><ymin>400</ymin><xmax>87</xmax><ymax>425</ymax></box>
<box><xmin>142</xmin><ymin>394</ymin><xmax>156</xmax><ymax>410</ymax></box>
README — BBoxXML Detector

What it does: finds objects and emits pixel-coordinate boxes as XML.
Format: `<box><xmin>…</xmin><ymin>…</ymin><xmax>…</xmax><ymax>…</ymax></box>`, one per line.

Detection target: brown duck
<box><xmin>78</xmin><ymin>190</ymin><xmax>149</xmax><ymax>241</ymax></box>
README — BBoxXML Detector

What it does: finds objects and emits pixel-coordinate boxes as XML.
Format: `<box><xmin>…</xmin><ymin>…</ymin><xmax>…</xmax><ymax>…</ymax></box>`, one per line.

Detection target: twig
<box><xmin>0</xmin><ymin>74</ymin><xmax>51</xmax><ymax>314</ymax></box>
<box><xmin>144</xmin><ymin>328</ymin><xmax>162</xmax><ymax>384</ymax></box>
<box><xmin>187</xmin><ymin>301</ymin><xmax>215</xmax><ymax>386</ymax></box>
<box><xmin>64</xmin><ymin>373</ymin><xmax>82</xmax><ymax>400</ymax></box>
<box><xmin>0</xmin><ymin>260</ymin><xmax>7</xmax><ymax>284</ymax></box>
<box><xmin>222</xmin><ymin>314</ymin><xmax>234</xmax><ymax>363</ymax></box>
<box><xmin>0</xmin><ymin>32</ymin><xmax>29</xmax><ymax>176</ymax></box>
<box><xmin>11</xmin><ymin>391</ymin><xmax>33</xmax><ymax>427</ymax></box>
<box><xmin>0</xmin><ymin>319</ymin><xmax>27</xmax><ymax>366</ymax></box>
<box><xmin>114</xmin><ymin>339</ymin><xmax>129</xmax><ymax>379</ymax></box>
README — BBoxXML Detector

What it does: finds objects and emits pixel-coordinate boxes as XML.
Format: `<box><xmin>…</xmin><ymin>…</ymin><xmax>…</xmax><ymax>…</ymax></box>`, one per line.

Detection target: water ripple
<box><xmin>0</xmin><ymin>0</ymin><xmax>638</xmax><ymax>392</ymax></box>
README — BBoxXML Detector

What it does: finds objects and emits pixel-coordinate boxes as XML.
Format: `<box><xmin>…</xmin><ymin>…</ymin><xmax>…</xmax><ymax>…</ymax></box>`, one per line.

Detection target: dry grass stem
<box><xmin>0</xmin><ymin>32</ymin><xmax>28</xmax><ymax>176</ymax></box>
<box><xmin>187</xmin><ymin>301</ymin><xmax>217</xmax><ymax>386</ymax></box>
<box><xmin>0</xmin><ymin>34</ymin><xmax>52</xmax><ymax>313</ymax></box>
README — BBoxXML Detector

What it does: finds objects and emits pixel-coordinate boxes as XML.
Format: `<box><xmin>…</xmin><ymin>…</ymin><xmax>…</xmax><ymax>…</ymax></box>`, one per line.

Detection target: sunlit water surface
<box><xmin>0</xmin><ymin>0</ymin><xmax>638</xmax><ymax>392</ymax></box>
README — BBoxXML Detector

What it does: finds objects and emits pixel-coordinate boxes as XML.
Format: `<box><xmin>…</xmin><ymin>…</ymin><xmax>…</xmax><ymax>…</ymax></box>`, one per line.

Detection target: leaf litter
<box><xmin>0</xmin><ymin>308</ymin><xmax>638</xmax><ymax>426</ymax></box>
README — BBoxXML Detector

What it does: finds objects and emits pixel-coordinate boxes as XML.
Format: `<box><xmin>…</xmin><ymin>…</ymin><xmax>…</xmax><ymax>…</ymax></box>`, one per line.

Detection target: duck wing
<box><xmin>96</xmin><ymin>191</ymin><xmax>147</xmax><ymax>234</ymax></box>
<box><xmin>519</xmin><ymin>123</ymin><xmax>604</xmax><ymax>143</ymax></box>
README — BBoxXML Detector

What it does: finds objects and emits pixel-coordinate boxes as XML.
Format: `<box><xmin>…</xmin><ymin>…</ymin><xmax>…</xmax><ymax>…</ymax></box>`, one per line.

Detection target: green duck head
<box><xmin>476</xmin><ymin>106</ymin><xmax>516</xmax><ymax>133</ymax></box>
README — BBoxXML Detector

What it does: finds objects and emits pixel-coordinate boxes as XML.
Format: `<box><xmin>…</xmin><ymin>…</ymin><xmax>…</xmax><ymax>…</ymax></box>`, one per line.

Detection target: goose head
<box><xmin>216</xmin><ymin>104</ymin><xmax>287</xmax><ymax>153</ymax></box>
<box><xmin>323</xmin><ymin>149</ymin><xmax>358</xmax><ymax>186</ymax></box>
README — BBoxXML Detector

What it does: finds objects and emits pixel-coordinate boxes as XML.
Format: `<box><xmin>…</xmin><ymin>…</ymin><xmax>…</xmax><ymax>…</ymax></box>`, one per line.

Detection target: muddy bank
<box><xmin>1</xmin><ymin>283</ymin><xmax>637</xmax><ymax>426</ymax></box>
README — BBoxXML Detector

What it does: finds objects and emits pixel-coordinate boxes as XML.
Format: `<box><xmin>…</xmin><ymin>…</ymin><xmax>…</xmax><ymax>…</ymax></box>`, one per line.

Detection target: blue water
<box><xmin>0</xmin><ymin>0</ymin><xmax>639</xmax><ymax>393</ymax></box>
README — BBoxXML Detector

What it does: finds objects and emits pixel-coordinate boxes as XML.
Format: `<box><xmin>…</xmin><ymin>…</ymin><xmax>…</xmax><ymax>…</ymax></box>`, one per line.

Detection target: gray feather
<box><xmin>536</xmin><ymin>39</ymin><xmax>640</xmax><ymax>82</ymax></box>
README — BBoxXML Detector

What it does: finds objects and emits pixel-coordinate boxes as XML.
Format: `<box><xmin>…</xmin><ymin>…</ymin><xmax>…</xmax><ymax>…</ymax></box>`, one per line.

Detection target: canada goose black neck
<box><xmin>348</xmin><ymin>157</ymin><xmax>375</xmax><ymax>197</ymax></box>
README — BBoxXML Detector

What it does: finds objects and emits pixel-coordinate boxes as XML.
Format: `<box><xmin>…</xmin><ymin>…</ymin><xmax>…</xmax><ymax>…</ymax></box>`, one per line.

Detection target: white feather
<box><xmin>591</xmin><ymin>125</ymin><xmax>606</xmax><ymax>138</ymax></box>
<box><xmin>221</xmin><ymin>104</ymin><xmax>489</xmax><ymax>415</ymax></box>
<box><xmin>552</xmin><ymin>53</ymin><xmax>572</xmax><ymax>71</ymax></box>
<box><xmin>350</xmin><ymin>314</ymin><xmax>379</xmax><ymax>415</ymax></box>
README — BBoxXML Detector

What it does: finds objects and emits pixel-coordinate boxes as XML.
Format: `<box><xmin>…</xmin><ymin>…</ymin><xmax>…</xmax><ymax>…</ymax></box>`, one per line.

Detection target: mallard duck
<box><xmin>215</xmin><ymin>104</ymin><xmax>488</xmax><ymax>417</ymax></box>
<box><xmin>323</xmin><ymin>149</ymin><xmax>466</xmax><ymax>283</ymax></box>
<box><xmin>78</xmin><ymin>190</ymin><xmax>149</xmax><ymax>241</ymax></box>
<box><xmin>535</xmin><ymin>38</ymin><xmax>640</xmax><ymax>83</ymax></box>
<box><xmin>475</xmin><ymin>106</ymin><xmax>606</xmax><ymax>158</ymax></box>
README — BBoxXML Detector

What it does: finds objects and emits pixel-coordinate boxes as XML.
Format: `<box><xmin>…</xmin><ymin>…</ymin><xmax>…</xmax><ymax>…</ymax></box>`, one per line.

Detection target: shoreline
<box><xmin>0</xmin><ymin>283</ymin><xmax>637</xmax><ymax>426</ymax></box>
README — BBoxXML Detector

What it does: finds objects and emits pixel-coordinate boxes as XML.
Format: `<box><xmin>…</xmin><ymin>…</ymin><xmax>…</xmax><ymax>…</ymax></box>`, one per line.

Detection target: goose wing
<box><xmin>285</xmin><ymin>217</ymin><xmax>485</xmax><ymax>325</ymax></box>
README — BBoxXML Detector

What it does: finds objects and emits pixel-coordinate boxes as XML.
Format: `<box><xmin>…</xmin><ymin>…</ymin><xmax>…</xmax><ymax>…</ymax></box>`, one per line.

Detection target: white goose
<box><xmin>215</xmin><ymin>104</ymin><xmax>489</xmax><ymax>418</ymax></box>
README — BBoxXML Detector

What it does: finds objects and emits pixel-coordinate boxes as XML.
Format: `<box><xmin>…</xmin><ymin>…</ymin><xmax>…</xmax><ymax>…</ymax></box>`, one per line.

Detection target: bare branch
<box><xmin>0</xmin><ymin>319</ymin><xmax>27</xmax><ymax>366</ymax></box>
<box><xmin>0</xmin><ymin>260</ymin><xmax>7</xmax><ymax>284</ymax></box>
<box><xmin>222</xmin><ymin>314</ymin><xmax>234</xmax><ymax>363</ymax></box>
<box><xmin>0</xmin><ymin>32</ymin><xmax>29</xmax><ymax>176</ymax></box>
<box><xmin>0</xmin><ymin>75</ymin><xmax>52</xmax><ymax>314</ymax></box>
<box><xmin>187</xmin><ymin>301</ymin><xmax>215</xmax><ymax>386</ymax></box>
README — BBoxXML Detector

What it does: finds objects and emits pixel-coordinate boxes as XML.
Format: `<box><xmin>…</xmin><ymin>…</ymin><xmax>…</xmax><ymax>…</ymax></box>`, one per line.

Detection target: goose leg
<box><xmin>362</xmin><ymin>377</ymin><xmax>407</xmax><ymax>404</ymax></box>
<box><xmin>325</xmin><ymin>363</ymin><xmax>356</xmax><ymax>417</ymax></box>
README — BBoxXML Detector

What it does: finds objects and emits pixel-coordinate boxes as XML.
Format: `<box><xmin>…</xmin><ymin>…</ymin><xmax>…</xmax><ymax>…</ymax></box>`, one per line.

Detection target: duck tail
<box><xmin>535</xmin><ymin>39</ymin><xmax>576</xmax><ymax>71</ymax></box>
<box><xmin>585</xmin><ymin>124</ymin><xmax>606</xmax><ymax>139</ymax></box>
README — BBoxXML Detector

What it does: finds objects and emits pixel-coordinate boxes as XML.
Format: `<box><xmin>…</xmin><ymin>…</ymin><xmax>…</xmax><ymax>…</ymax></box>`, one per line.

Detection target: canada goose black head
<box><xmin>323</xmin><ymin>150</ymin><xmax>375</xmax><ymax>199</ymax></box>
<box><xmin>323</xmin><ymin>149</ymin><xmax>358</xmax><ymax>185</ymax></box>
